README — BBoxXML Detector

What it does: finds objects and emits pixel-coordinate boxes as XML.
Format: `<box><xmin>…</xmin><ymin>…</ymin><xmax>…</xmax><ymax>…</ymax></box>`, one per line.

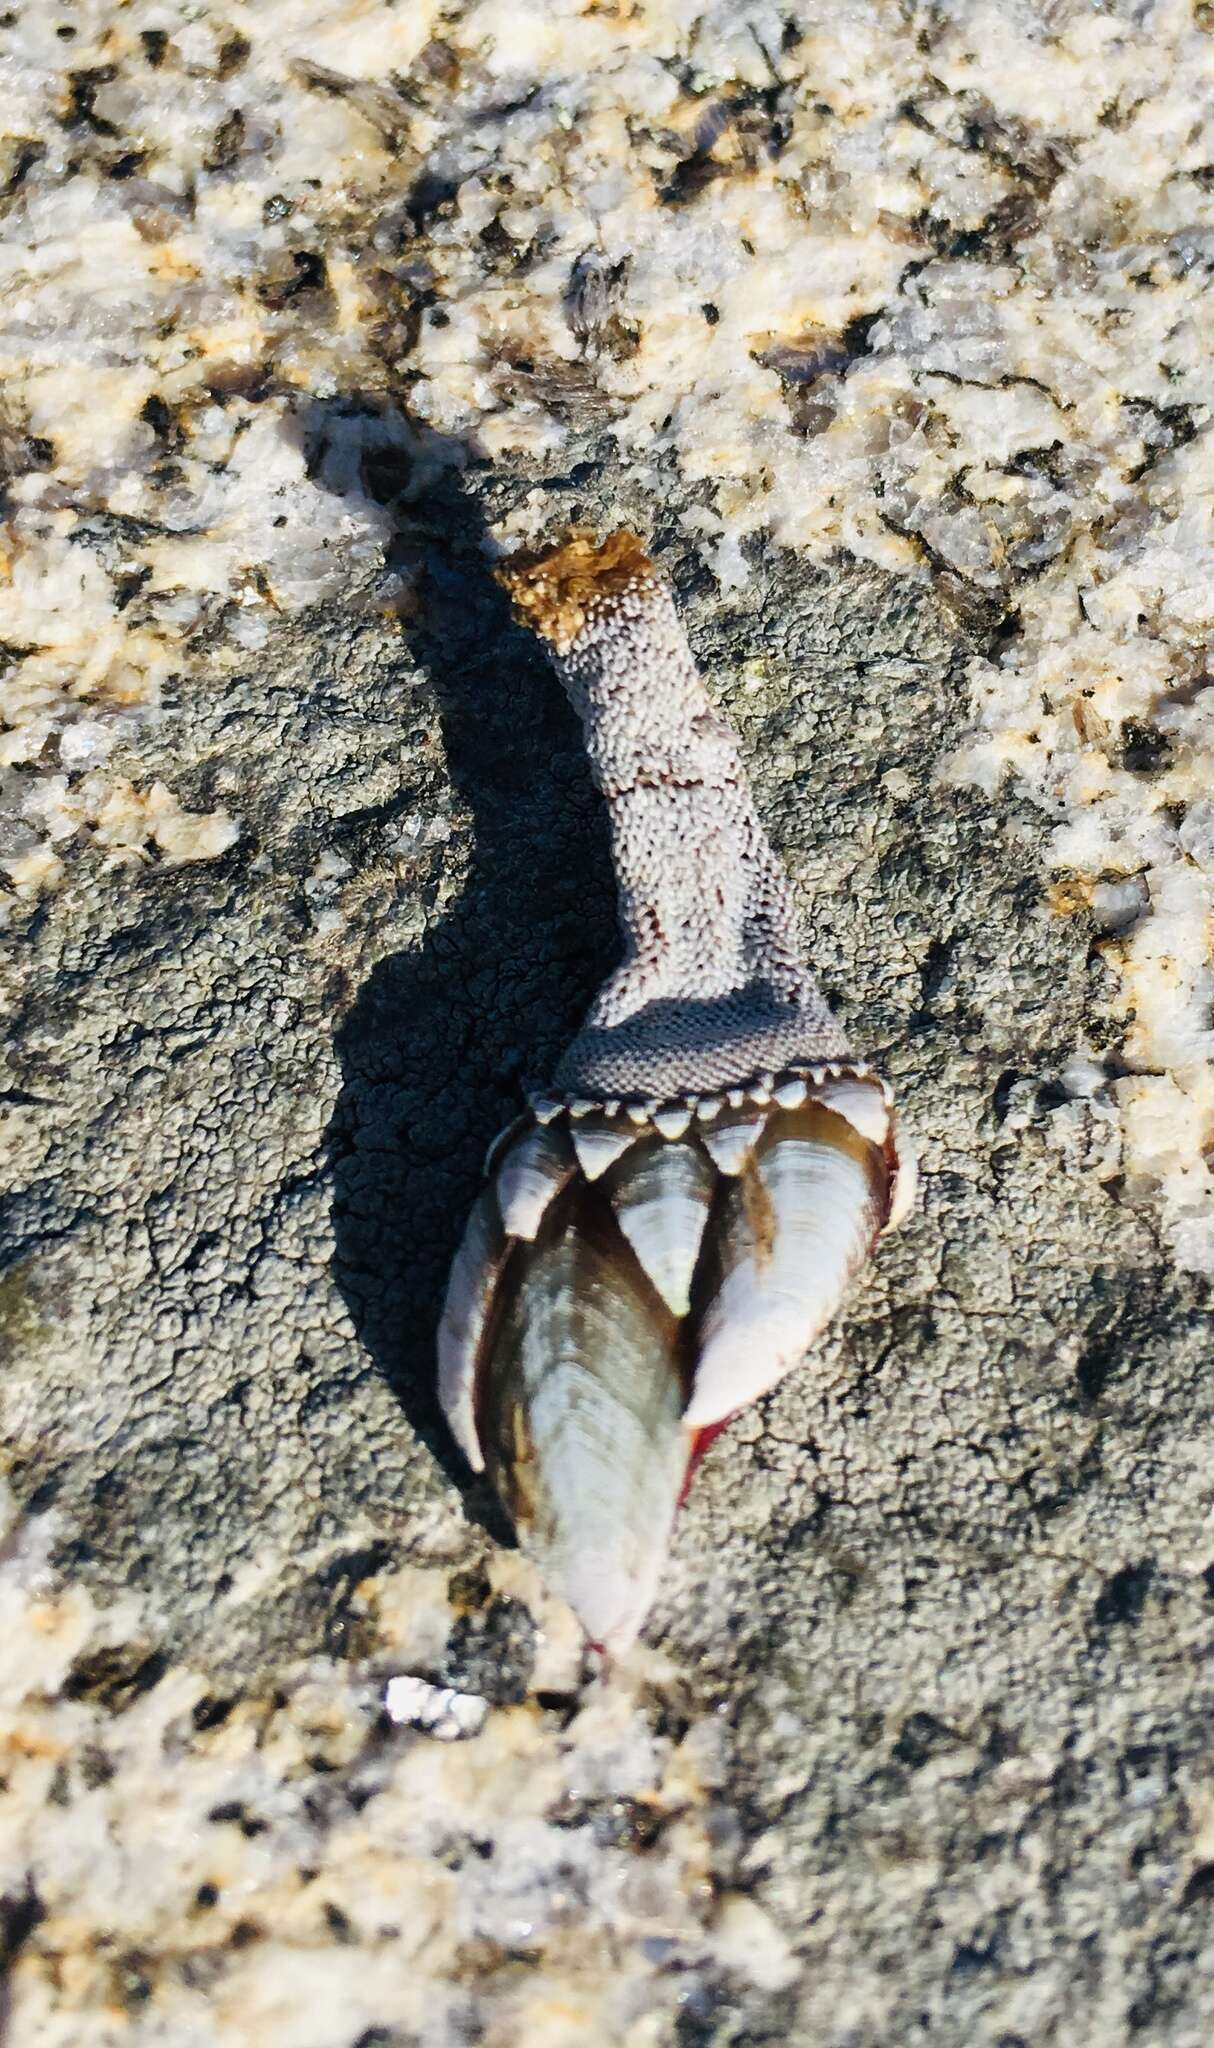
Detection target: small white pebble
<box><xmin>384</xmin><ymin>1674</ymin><xmax>488</xmax><ymax>1741</ymax></box>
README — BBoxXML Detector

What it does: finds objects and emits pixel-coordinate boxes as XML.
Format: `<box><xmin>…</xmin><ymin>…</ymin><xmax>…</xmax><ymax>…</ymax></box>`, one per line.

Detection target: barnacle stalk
<box><xmin>439</xmin><ymin>532</ymin><xmax>914</xmax><ymax>1652</ymax></box>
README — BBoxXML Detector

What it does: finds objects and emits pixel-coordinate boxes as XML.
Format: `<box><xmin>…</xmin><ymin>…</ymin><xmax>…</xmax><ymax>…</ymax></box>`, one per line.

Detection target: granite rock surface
<box><xmin>2</xmin><ymin>4</ymin><xmax>1213</xmax><ymax>2045</ymax></box>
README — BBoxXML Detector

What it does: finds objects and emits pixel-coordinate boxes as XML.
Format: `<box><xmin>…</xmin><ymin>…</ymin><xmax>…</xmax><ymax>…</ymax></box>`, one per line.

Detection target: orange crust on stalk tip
<box><xmin>496</xmin><ymin>529</ymin><xmax>655</xmax><ymax>652</ymax></box>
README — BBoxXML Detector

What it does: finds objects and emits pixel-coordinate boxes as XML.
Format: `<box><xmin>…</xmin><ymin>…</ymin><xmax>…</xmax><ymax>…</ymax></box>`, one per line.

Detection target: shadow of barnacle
<box><xmin>322</xmin><ymin>426</ymin><xmax>617</xmax><ymax>1532</ymax></box>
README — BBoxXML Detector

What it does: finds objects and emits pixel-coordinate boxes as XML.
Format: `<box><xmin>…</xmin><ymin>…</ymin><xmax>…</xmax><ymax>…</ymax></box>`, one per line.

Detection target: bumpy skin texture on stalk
<box><xmin>503</xmin><ymin>533</ymin><xmax>852</xmax><ymax>1102</ymax></box>
<box><xmin>438</xmin><ymin>532</ymin><xmax>912</xmax><ymax>1652</ymax></box>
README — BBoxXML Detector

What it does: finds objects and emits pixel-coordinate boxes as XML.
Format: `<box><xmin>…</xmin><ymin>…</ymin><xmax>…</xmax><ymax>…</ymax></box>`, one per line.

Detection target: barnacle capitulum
<box><xmin>438</xmin><ymin>533</ymin><xmax>915</xmax><ymax>1653</ymax></box>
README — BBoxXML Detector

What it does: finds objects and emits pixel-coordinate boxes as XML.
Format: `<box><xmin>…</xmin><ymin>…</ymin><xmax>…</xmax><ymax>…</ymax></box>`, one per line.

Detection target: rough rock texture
<box><xmin>4</xmin><ymin>464</ymin><xmax>1213</xmax><ymax>2043</ymax></box>
<box><xmin>2</xmin><ymin>0</ymin><xmax>1214</xmax><ymax>2042</ymax></box>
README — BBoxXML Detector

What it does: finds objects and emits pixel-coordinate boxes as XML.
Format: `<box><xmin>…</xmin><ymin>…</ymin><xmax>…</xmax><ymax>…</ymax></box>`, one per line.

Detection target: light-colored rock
<box><xmin>1</xmin><ymin>3</ymin><xmax>1213</xmax><ymax>2044</ymax></box>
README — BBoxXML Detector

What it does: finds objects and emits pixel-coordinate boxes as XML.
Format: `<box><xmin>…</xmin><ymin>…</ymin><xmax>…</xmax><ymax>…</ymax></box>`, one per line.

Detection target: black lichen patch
<box><xmin>442</xmin><ymin>1593</ymin><xmax>536</xmax><ymax>1706</ymax></box>
<box><xmin>308</xmin><ymin>1541</ymin><xmax>394</xmax><ymax>1661</ymax></box>
<box><xmin>140</xmin><ymin>393</ymin><xmax>184</xmax><ymax>452</ymax></box>
<box><xmin>549</xmin><ymin>1792</ymin><xmax>668</xmax><ymax>1852</ymax></box>
<box><xmin>63</xmin><ymin>1643</ymin><xmax>168</xmax><ymax>1711</ymax></box>
<box><xmin>216</xmin><ymin>33</ymin><xmax>252</xmax><ymax>81</ymax></box>
<box><xmin>1180</xmin><ymin>1862</ymin><xmax>1214</xmax><ymax>1908</ymax></box>
<box><xmin>1117</xmin><ymin>720</ymin><xmax>1172</xmax><ymax>774</ymax></box>
<box><xmin>0</xmin><ymin>1881</ymin><xmax>45</xmax><ymax>1968</ymax></box>
<box><xmin>257</xmin><ymin>249</ymin><xmax>331</xmax><ymax>311</ymax></box>
<box><xmin>191</xmin><ymin>1693</ymin><xmax>236</xmax><ymax>1732</ymax></box>
<box><xmin>205</xmin><ymin>108</ymin><xmax>246</xmax><ymax>174</ymax></box>
<box><xmin>1093</xmin><ymin>1561</ymin><xmax>1155</xmax><ymax>1630</ymax></box>
<box><xmin>892</xmin><ymin>1710</ymin><xmax>960</xmax><ymax>1770</ymax></box>
<box><xmin>207</xmin><ymin>1801</ymin><xmax>270</xmax><ymax>1839</ymax></box>
<box><xmin>322</xmin><ymin>1899</ymin><xmax>357</xmax><ymax>1943</ymax></box>
<box><xmin>60</xmin><ymin>66</ymin><xmax>120</xmax><ymax>137</ymax></box>
<box><xmin>447</xmin><ymin>1561</ymin><xmax>493</xmax><ymax>1612</ymax></box>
